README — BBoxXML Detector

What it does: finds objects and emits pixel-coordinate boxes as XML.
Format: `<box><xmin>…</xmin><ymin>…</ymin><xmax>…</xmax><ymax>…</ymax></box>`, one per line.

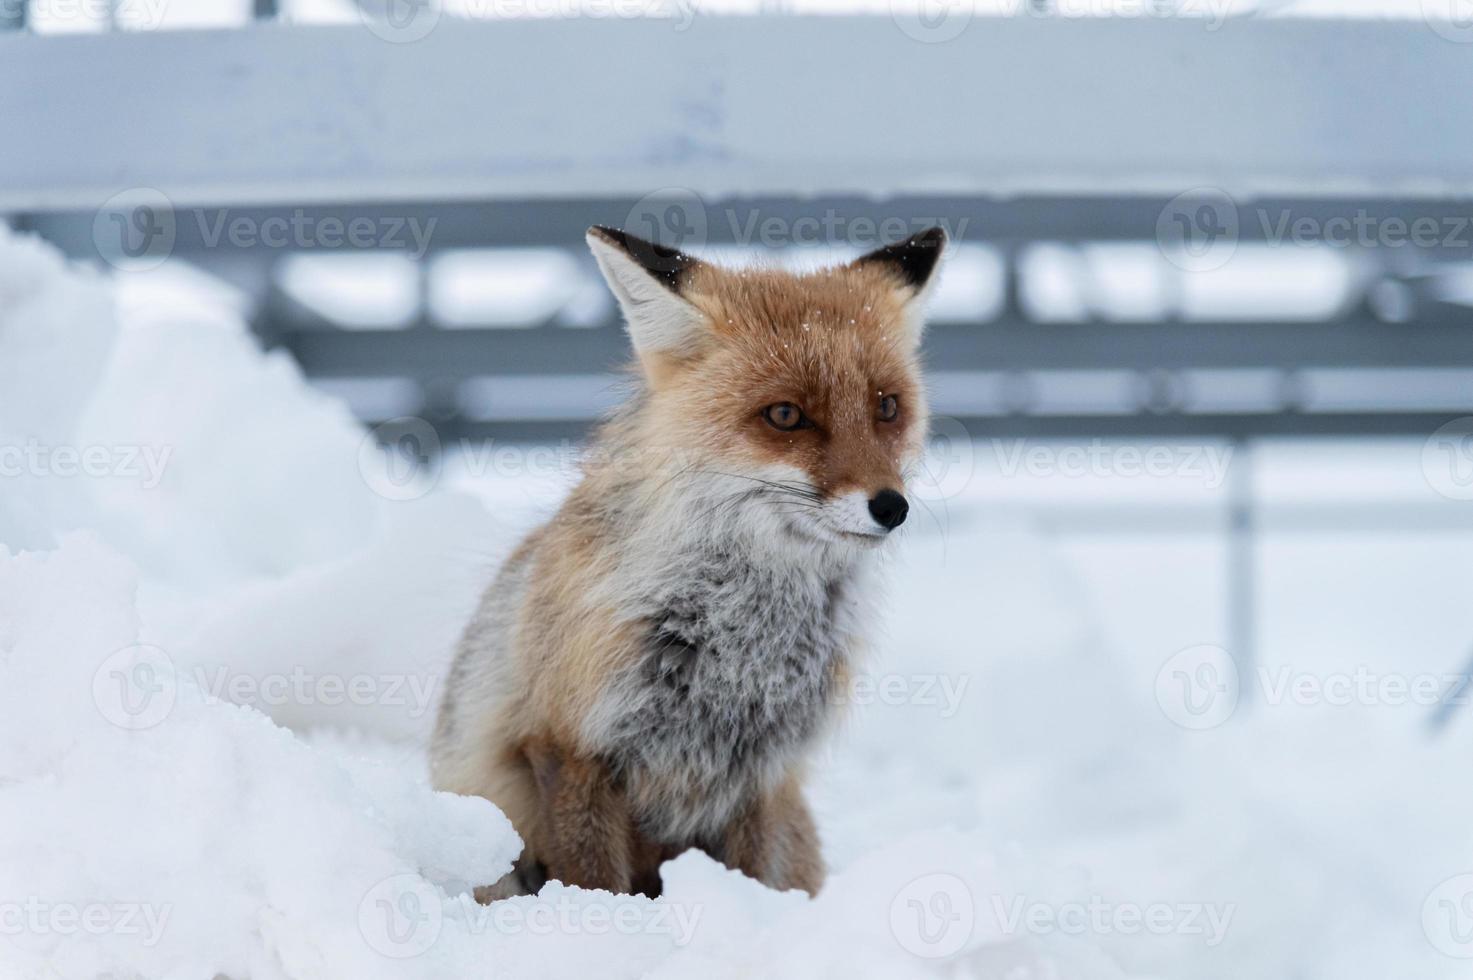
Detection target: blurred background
<box><xmin>5</xmin><ymin>2</ymin><xmax>1473</xmax><ymax>976</ymax></box>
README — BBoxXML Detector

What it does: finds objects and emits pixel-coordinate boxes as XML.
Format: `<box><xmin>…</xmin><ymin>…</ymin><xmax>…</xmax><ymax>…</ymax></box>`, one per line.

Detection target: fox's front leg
<box><xmin>721</xmin><ymin>774</ymin><xmax>824</xmax><ymax>896</ymax></box>
<box><xmin>524</xmin><ymin>739</ymin><xmax>634</xmax><ymax>893</ymax></box>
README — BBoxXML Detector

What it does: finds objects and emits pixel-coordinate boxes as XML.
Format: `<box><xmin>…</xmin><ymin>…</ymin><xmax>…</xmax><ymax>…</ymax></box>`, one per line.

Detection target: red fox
<box><xmin>431</xmin><ymin>224</ymin><xmax>946</xmax><ymax>898</ymax></box>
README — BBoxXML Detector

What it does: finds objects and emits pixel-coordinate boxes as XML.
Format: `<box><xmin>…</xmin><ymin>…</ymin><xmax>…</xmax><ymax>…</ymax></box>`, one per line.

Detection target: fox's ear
<box><xmin>586</xmin><ymin>226</ymin><xmax>709</xmax><ymax>364</ymax></box>
<box><xmin>852</xmin><ymin>226</ymin><xmax>948</xmax><ymax>306</ymax></box>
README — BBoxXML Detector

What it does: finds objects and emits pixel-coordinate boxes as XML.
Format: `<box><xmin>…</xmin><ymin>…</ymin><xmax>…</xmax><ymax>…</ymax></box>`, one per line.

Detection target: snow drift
<box><xmin>0</xmin><ymin>229</ymin><xmax>1135</xmax><ymax>979</ymax></box>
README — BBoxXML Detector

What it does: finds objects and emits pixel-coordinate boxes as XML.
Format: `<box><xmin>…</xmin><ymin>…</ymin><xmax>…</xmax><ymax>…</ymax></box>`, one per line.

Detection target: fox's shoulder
<box><xmin>505</xmin><ymin>492</ymin><xmax>648</xmax><ymax>736</ymax></box>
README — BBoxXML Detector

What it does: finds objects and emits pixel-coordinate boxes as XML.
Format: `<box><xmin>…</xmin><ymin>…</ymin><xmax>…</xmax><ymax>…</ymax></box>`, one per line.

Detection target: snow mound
<box><xmin>0</xmin><ymin>535</ymin><xmax>516</xmax><ymax>980</ymax></box>
<box><xmin>0</xmin><ymin>229</ymin><xmax>502</xmax><ymax>743</ymax></box>
<box><xmin>0</xmin><ymin>538</ymin><xmax>1124</xmax><ymax>980</ymax></box>
<box><xmin>0</xmin><ymin>228</ymin><xmax>1136</xmax><ymax>978</ymax></box>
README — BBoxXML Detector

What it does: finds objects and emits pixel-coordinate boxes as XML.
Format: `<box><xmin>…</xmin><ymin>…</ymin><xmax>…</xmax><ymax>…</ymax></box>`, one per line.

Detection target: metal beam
<box><xmin>5</xmin><ymin>17</ymin><xmax>1473</xmax><ymax>211</ymax></box>
<box><xmin>23</xmin><ymin>196</ymin><xmax>1473</xmax><ymax>258</ymax></box>
<box><xmin>277</xmin><ymin>318</ymin><xmax>1473</xmax><ymax>379</ymax></box>
<box><xmin>381</xmin><ymin>412</ymin><xmax>1473</xmax><ymax>445</ymax></box>
<box><xmin>1226</xmin><ymin>438</ymin><xmax>1256</xmax><ymax>708</ymax></box>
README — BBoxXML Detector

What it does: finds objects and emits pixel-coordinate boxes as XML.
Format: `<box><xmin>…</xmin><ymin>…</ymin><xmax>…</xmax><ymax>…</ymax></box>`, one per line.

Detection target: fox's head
<box><xmin>586</xmin><ymin>224</ymin><xmax>944</xmax><ymax>553</ymax></box>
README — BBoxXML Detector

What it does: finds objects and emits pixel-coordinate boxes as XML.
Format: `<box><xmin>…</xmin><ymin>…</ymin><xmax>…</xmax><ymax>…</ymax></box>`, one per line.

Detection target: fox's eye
<box><xmin>878</xmin><ymin>394</ymin><xmax>899</xmax><ymax>422</ymax></box>
<box><xmin>763</xmin><ymin>403</ymin><xmax>809</xmax><ymax>431</ymax></box>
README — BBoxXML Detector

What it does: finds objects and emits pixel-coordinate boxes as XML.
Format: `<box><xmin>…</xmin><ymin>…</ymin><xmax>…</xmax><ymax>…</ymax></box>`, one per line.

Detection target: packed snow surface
<box><xmin>1</xmin><ymin>227</ymin><xmax>1470</xmax><ymax>977</ymax></box>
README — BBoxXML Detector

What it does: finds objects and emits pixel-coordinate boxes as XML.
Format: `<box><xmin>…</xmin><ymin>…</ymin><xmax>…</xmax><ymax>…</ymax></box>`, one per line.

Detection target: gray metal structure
<box><xmin>12</xmin><ymin>193</ymin><xmax>1473</xmax><ymax>441</ymax></box>
<box><xmin>3</xmin><ymin>17</ymin><xmax>1472</xmax><ymax>439</ymax></box>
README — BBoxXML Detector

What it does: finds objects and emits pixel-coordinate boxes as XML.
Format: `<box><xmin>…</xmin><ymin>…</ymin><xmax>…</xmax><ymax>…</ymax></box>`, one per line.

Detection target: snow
<box><xmin>0</xmin><ymin>228</ymin><xmax>1138</xmax><ymax>978</ymax></box>
<box><xmin>3</xmin><ymin>224</ymin><xmax>1472</xmax><ymax>978</ymax></box>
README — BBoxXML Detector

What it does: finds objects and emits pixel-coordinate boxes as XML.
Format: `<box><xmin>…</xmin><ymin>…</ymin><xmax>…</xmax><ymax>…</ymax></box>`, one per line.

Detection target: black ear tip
<box><xmin>914</xmin><ymin>226</ymin><xmax>948</xmax><ymax>247</ymax></box>
<box><xmin>586</xmin><ymin>225</ymin><xmax>698</xmax><ymax>291</ymax></box>
<box><xmin>854</xmin><ymin>225</ymin><xmax>948</xmax><ymax>291</ymax></box>
<box><xmin>587</xmin><ymin>225</ymin><xmax>627</xmax><ymax>247</ymax></box>
<box><xmin>586</xmin><ymin>224</ymin><xmax>686</xmax><ymax>260</ymax></box>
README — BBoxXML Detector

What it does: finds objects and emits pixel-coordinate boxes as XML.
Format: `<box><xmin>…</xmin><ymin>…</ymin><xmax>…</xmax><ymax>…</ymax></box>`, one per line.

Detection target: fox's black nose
<box><xmin>868</xmin><ymin>489</ymin><xmax>909</xmax><ymax>530</ymax></box>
